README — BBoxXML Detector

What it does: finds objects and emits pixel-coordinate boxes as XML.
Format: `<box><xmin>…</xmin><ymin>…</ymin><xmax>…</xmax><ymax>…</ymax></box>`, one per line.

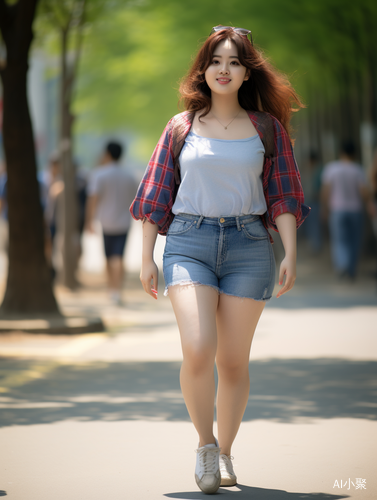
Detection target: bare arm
<box><xmin>85</xmin><ymin>194</ymin><xmax>98</xmax><ymax>233</ymax></box>
<box><xmin>274</xmin><ymin>212</ymin><xmax>297</xmax><ymax>298</ymax></box>
<box><xmin>140</xmin><ymin>220</ymin><xmax>159</xmax><ymax>299</ymax></box>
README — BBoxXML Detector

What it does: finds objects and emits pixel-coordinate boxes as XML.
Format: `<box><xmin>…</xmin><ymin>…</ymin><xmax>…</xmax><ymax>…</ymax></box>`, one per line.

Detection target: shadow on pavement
<box><xmin>0</xmin><ymin>358</ymin><xmax>376</xmax><ymax>427</ymax></box>
<box><xmin>164</xmin><ymin>484</ymin><xmax>350</xmax><ymax>499</ymax></box>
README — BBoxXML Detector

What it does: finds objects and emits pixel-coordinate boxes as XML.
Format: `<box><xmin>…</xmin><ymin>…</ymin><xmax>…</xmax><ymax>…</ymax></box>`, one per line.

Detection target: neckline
<box><xmin>189</xmin><ymin>129</ymin><xmax>259</xmax><ymax>142</ymax></box>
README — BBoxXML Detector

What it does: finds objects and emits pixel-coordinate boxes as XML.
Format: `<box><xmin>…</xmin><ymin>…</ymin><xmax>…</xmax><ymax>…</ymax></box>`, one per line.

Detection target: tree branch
<box><xmin>53</xmin><ymin>1</ymin><xmax>73</xmax><ymax>32</ymax></box>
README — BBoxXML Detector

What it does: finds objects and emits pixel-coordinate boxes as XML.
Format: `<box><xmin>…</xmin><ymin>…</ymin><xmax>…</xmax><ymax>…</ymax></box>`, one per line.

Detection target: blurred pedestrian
<box><xmin>0</xmin><ymin>160</ymin><xmax>7</xmax><ymax>219</ymax></box>
<box><xmin>370</xmin><ymin>150</ymin><xmax>377</xmax><ymax>241</ymax></box>
<box><xmin>130</xmin><ymin>25</ymin><xmax>309</xmax><ymax>493</ymax></box>
<box><xmin>86</xmin><ymin>150</ymin><xmax>109</xmax><ymax>195</ymax></box>
<box><xmin>76</xmin><ymin>164</ymin><xmax>88</xmax><ymax>238</ymax></box>
<box><xmin>1</xmin><ymin>159</ymin><xmax>57</xmax><ymax>279</ymax></box>
<box><xmin>43</xmin><ymin>155</ymin><xmax>90</xmax><ymax>281</ymax></box>
<box><xmin>321</xmin><ymin>141</ymin><xmax>375</xmax><ymax>280</ymax></box>
<box><xmin>39</xmin><ymin>154</ymin><xmax>64</xmax><ymax>281</ymax></box>
<box><xmin>0</xmin><ymin>160</ymin><xmax>8</xmax><ymax>252</ymax></box>
<box><xmin>370</xmin><ymin>150</ymin><xmax>377</xmax><ymax>280</ymax></box>
<box><xmin>72</xmin><ymin>162</ymin><xmax>89</xmax><ymax>266</ymax></box>
<box><xmin>86</xmin><ymin>141</ymin><xmax>137</xmax><ymax>305</ymax></box>
<box><xmin>304</xmin><ymin>150</ymin><xmax>324</xmax><ymax>254</ymax></box>
<box><xmin>42</xmin><ymin>153</ymin><xmax>64</xmax><ymax>245</ymax></box>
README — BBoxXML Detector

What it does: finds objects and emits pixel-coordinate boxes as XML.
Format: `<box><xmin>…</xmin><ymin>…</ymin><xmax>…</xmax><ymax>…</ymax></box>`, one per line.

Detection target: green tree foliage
<box><xmin>43</xmin><ymin>0</ymin><xmax>376</xmax><ymax>159</ymax></box>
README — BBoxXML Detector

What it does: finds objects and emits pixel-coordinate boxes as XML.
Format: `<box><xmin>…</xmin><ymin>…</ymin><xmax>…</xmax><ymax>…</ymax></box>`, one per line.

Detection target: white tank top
<box><xmin>172</xmin><ymin>130</ymin><xmax>267</xmax><ymax>217</ymax></box>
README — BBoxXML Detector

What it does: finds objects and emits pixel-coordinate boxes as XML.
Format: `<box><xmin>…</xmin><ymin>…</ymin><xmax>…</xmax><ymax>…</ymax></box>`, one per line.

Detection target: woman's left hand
<box><xmin>277</xmin><ymin>255</ymin><xmax>296</xmax><ymax>298</ymax></box>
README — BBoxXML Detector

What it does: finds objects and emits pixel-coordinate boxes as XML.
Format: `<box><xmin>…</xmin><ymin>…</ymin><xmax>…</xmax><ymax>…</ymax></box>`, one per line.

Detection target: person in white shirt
<box><xmin>321</xmin><ymin>141</ymin><xmax>375</xmax><ymax>280</ymax></box>
<box><xmin>86</xmin><ymin>141</ymin><xmax>137</xmax><ymax>304</ymax></box>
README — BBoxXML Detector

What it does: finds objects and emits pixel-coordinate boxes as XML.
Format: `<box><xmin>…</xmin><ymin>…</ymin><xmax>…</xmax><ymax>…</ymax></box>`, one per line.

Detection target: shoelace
<box><xmin>220</xmin><ymin>455</ymin><xmax>235</xmax><ymax>474</ymax></box>
<box><xmin>195</xmin><ymin>447</ymin><xmax>221</xmax><ymax>474</ymax></box>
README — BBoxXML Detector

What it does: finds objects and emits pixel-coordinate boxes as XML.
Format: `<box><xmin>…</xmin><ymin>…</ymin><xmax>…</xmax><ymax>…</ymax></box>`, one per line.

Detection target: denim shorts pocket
<box><xmin>167</xmin><ymin>219</ymin><xmax>196</xmax><ymax>236</ymax></box>
<box><xmin>241</xmin><ymin>220</ymin><xmax>269</xmax><ymax>240</ymax></box>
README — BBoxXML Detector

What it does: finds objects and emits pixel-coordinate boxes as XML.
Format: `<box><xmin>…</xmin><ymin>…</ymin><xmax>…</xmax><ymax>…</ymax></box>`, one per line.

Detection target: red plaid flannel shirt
<box><xmin>130</xmin><ymin>111</ymin><xmax>310</xmax><ymax>244</ymax></box>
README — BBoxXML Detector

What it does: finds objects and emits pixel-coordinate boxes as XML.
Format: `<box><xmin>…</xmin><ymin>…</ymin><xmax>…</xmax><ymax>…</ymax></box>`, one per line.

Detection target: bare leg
<box><xmin>168</xmin><ymin>285</ymin><xmax>219</xmax><ymax>447</ymax></box>
<box><xmin>106</xmin><ymin>256</ymin><xmax>124</xmax><ymax>291</ymax></box>
<box><xmin>216</xmin><ymin>295</ymin><xmax>266</xmax><ymax>456</ymax></box>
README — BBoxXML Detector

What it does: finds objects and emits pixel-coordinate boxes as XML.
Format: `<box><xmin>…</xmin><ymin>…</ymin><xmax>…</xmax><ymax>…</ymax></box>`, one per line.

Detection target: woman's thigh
<box><xmin>216</xmin><ymin>294</ymin><xmax>266</xmax><ymax>368</ymax></box>
<box><xmin>168</xmin><ymin>284</ymin><xmax>219</xmax><ymax>361</ymax></box>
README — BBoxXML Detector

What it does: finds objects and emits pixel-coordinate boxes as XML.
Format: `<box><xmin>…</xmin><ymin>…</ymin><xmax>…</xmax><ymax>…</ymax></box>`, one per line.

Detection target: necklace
<box><xmin>211</xmin><ymin>109</ymin><xmax>242</xmax><ymax>130</ymax></box>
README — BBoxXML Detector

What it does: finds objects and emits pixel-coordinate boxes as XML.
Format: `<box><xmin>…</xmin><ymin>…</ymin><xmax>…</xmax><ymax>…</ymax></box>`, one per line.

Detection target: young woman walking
<box><xmin>130</xmin><ymin>25</ymin><xmax>310</xmax><ymax>494</ymax></box>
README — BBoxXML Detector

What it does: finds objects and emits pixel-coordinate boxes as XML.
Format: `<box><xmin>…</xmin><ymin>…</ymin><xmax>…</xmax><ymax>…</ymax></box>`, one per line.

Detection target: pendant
<box><xmin>224</xmin><ymin>127</ymin><xmax>227</xmax><ymax>130</ymax></box>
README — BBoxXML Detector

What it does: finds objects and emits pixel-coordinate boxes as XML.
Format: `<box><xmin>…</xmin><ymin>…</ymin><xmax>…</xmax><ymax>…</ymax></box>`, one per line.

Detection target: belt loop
<box><xmin>196</xmin><ymin>215</ymin><xmax>204</xmax><ymax>229</ymax></box>
<box><xmin>236</xmin><ymin>216</ymin><xmax>241</xmax><ymax>231</ymax></box>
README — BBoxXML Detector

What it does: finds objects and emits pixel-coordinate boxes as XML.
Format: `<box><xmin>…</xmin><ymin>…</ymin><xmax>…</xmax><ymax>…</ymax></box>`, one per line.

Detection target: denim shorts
<box><xmin>163</xmin><ymin>213</ymin><xmax>276</xmax><ymax>300</ymax></box>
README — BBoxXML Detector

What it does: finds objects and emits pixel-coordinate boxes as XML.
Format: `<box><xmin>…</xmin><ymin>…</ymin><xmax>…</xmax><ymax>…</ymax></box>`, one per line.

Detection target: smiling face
<box><xmin>204</xmin><ymin>38</ymin><xmax>249</xmax><ymax>96</ymax></box>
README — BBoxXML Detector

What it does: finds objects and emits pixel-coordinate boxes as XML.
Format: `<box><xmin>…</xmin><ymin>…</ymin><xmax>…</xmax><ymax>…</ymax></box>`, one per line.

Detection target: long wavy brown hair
<box><xmin>179</xmin><ymin>27</ymin><xmax>304</xmax><ymax>139</ymax></box>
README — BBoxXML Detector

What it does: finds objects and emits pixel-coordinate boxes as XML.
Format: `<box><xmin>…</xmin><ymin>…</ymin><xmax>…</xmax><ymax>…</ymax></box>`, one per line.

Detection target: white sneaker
<box><xmin>195</xmin><ymin>439</ymin><xmax>221</xmax><ymax>494</ymax></box>
<box><xmin>219</xmin><ymin>454</ymin><xmax>237</xmax><ymax>486</ymax></box>
<box><xmin>109</xmin><ymin>291</ymin><xmax>123</xmax><ymax>306</ymax></box>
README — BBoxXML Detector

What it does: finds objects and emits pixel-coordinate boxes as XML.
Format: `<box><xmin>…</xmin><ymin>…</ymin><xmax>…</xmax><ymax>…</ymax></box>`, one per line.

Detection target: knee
<box><xmin>216</xmin><ymin>358</ymin><xmax>249</xmax><ymax>384</ymax></box>
<box><xmin>182</xmin><ymin>345</ymin><xmax>215</xmax><ymax>377</ymax></box>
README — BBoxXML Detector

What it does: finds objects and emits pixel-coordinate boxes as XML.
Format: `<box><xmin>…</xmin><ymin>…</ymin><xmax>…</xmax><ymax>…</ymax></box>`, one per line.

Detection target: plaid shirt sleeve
<box><xmin>263</xmin><ymin>116</ymin><xmax>311</xmax><ymax>232</ymax></box>
<box><xmin>129</xmin><ymin>118</ymin><xmax>175</xmax><ymax>235</ymax></box>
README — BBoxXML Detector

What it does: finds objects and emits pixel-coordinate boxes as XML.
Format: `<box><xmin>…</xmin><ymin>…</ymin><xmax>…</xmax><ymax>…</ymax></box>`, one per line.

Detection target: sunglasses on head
<box><xmin>209</xmin><ymin>25</ymin><xmax>253</xmax><ymax>46</ymax></box>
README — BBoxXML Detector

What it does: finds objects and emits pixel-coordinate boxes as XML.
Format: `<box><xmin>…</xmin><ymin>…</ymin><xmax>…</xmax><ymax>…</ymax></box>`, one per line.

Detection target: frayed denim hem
<box><xmin>163</xmin><ymin>280</ymin><xmax>220</xmax><ymax>297</ymax></box>
<box><xmin>164</xmin><ymin>280</ymin><xmax>272</xmax><ymax>301</ymax></box>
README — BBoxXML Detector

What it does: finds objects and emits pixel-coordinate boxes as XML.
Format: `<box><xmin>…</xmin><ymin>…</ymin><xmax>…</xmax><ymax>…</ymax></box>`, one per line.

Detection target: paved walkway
<box><xmin>0</xmin><ymin>239</ymin><xmax>376</xmax><ymax>499</ymax></box>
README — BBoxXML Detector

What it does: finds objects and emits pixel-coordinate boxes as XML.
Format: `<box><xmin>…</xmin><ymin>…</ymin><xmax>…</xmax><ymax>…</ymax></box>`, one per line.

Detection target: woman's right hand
<box><xmin>140</xmin><ymin>258</ymin><xmax>159</xmax><ymax>299</ymax></box>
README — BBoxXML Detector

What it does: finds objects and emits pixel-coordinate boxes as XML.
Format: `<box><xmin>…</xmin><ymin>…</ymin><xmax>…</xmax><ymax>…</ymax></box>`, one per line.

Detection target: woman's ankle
<box><xmin>199</xmin><ymin>436</ymin><xmax>217</xmax><ymax>447</ymax></box>
<box><xmin>221</xmin><ymin>451</ymin><xmax>231</xmax><ymax>457</ymax></box>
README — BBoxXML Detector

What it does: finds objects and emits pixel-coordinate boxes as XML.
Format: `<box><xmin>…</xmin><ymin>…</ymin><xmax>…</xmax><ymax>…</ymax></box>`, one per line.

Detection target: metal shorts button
<box><xmin>220</xmin><ymin>218</ymin><xmax>225</xmax><ymax>223</ymax></box>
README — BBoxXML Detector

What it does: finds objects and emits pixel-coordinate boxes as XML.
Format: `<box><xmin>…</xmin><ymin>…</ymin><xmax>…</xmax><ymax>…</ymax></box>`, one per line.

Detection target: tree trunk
<box><xmin>60</xmin><ymin>28</ymin><xmax>79</xmax><ymax>289</ymax></box>
<box><xmin>0</xmin><ymin>0</ymin><xmax>61</xmax><ymax>317</ymax></box>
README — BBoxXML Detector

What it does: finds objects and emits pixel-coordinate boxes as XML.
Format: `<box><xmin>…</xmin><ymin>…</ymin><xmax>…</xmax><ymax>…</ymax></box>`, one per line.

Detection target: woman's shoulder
<box><xmin>160</xmin><ymin>111</ymin><xmax>194</xmax><ymax>135</ymax></box>
<box><xmin>245</xmin><ymin>110</ymin><xmax>278</xmax><ymax>143</ymax></box>
<box><xmin>164</xmin><ymin>111</ymin><xmax>195</xmax><ymax>142</ymax></box>
<box><xmin>246</xmin><ymin>110</ymin><xmax>280</xmax><ymax>127</ymax></box>
<box><xmin>170</xmin><ymin>110</ymin><xmax>195</xmax><ymax>126</ymax></box>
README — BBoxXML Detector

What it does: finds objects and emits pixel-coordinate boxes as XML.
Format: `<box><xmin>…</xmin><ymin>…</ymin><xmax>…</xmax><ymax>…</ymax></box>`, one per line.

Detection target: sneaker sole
<box><xmin>195</xmin><ymin>473</ymin><xmax>221</xmax><ymax>494</ymax></box>
<box><xmin>220</xmin><ymin>476</ymin><xmax>237</xmax><ymax>487</ymax></box>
